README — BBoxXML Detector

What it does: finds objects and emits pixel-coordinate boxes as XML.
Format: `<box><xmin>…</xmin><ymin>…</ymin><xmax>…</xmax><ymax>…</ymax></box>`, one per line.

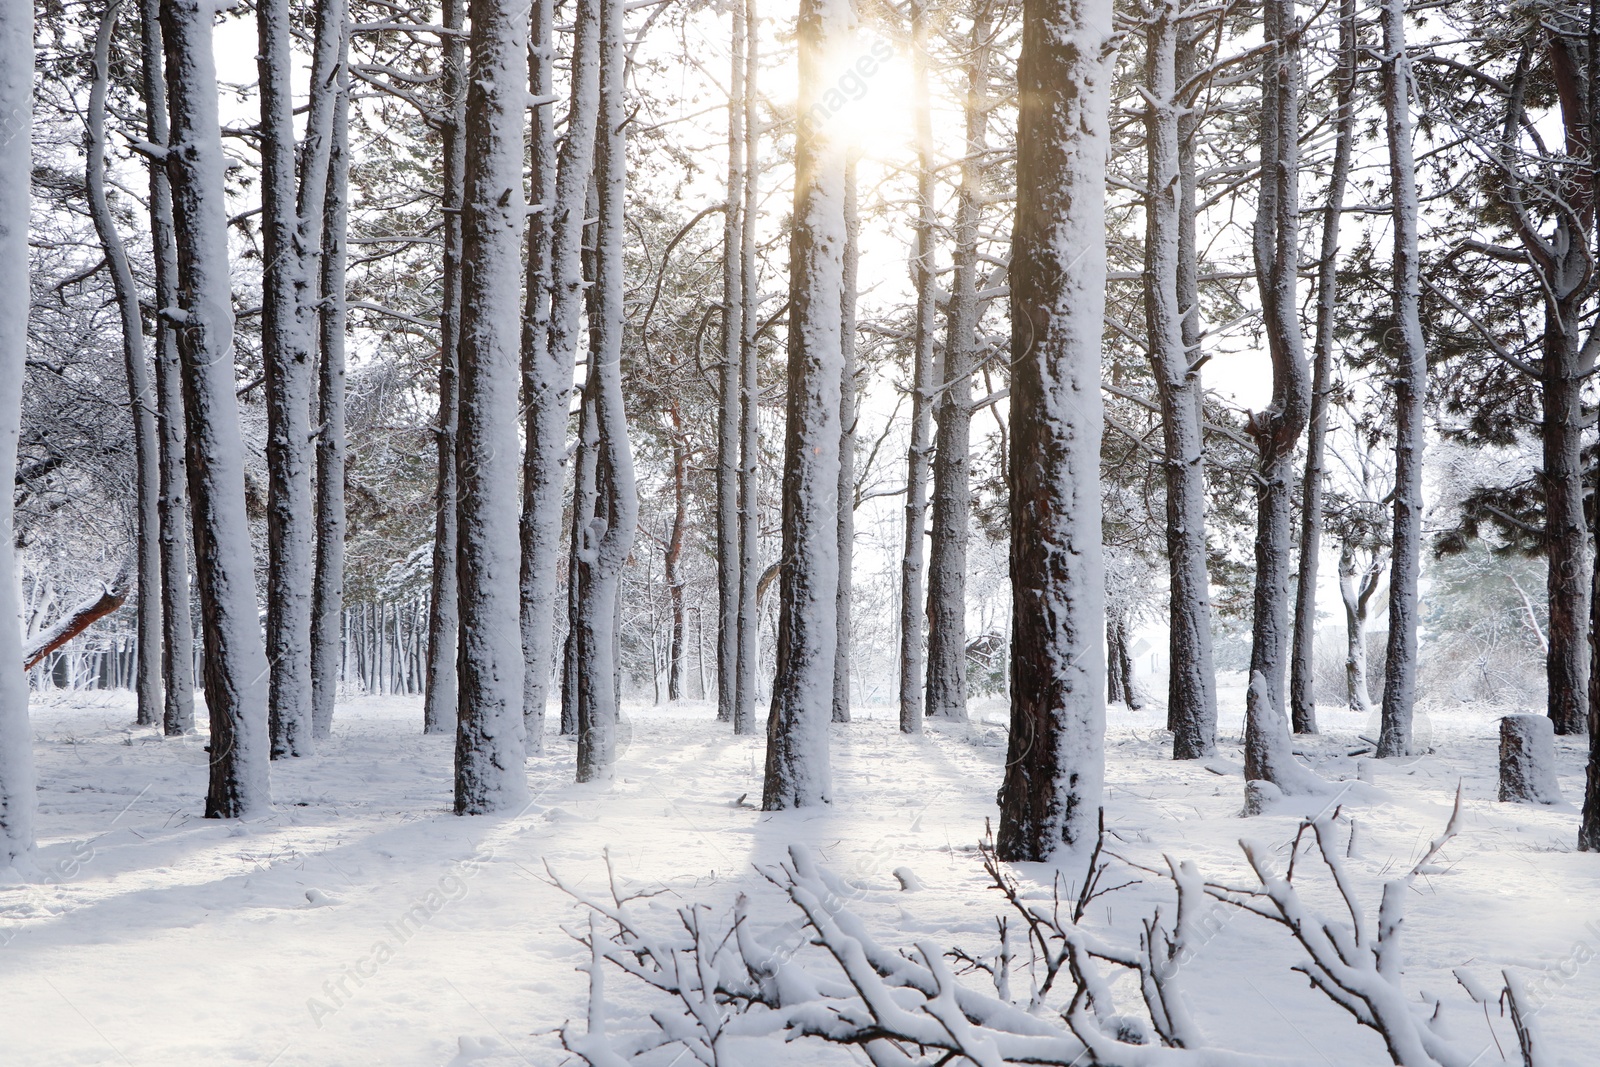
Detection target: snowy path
<box><xmin>1</xmin><ymin>686</ymin><xmax>1595</xmax><ymax>1065</ymax></box>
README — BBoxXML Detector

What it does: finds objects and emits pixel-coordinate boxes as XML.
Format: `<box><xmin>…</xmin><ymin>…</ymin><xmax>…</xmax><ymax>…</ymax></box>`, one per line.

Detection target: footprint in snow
<box><xmin>304</xmin><ymin>888</ymin><xmax>340</xmax><ymax>907</ymax></box>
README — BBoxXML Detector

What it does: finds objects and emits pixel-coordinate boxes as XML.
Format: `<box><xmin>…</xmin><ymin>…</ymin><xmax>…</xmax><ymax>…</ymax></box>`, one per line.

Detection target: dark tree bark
<box><xmin>312</xmin><ymin>32</ymin><xmax>350</xmax><ymax>741</ymax></box>
<box><xmin>925</xmin><ymin>2</ymin><xmax>993</xmax><ymax>725</ymax></box>
<box><xmin>140</xmin><ymin>0</ymin><xmax>196</xmax><ymax>738</ymax></box>
<box><xmin>86</xmin><ymin>3</ymin><xmax>162</xmax><ymax>731</ymax></box>
<box><xmin>1288</xmin><ymin>0</ymin><xmax>1356</xmax><ymax>737</ymax></box>
<box><xmin>163</xmin><ymin>0</ymin><xmax>272</xmax><ymax>817</ymax></box>
<box><xmin>833</xmin><ymin>157</ymin><xmax>859</xmax><ymax>725</ymax></box>
<box><xmin>995</xmin><ymin>0</ymin><xmax>1115</xmax><ymax>861</ymax></box>
<box><xmin>453</xmin><ymin>0</ymin><xmax>531</xmax><ymax>813</ymax></box>
<box><xmin>1243</xmin><ymin>0</ymin><xmax>1312</xmax><ymax>789</ymax></box>
<box><xmin>522</xmin><ymin>0</ymin><xmax>590</xmax><ymax>751</ymax></box>
<box><xmin>733</xmin><ymin>0</ymin><xmax>763</xmax><ymax>737</ymax></box>
<box><xmin>717</xmin><ymin>0</ymin><xmax>746</xmax><ymax>724</ymax></box>
<box><xmin>575</xmin><ymin>0</ymin><xmax>638</xmax><ymax>781</ymax></box>
<box><xmin>762</xmin><ymin>0</ymin><xmax>849</xmax><ymax>809</ymax></box>
<box><xmin>897</xmin><ymin>0</ymin><xmax>939</xmax><ymax>736</ymax></box>
<box><xmin>423</xmin><ymin>0</ymin><xmax>466</xmax><ymax>738</ymax></box>
<box><xmin>1144</xmin><ymin>0</ymin><xmax>1215</xmax><ymax>757</ymax></box>
<box><xmin>1376</xmin><ymin>0</ymin><xmax>1427</xmax><ymax>758</ymax></box>
<box><xmin>666</xmin><ymin>403</ymin><xmax>689</xmax><ymax>702</ymax></box>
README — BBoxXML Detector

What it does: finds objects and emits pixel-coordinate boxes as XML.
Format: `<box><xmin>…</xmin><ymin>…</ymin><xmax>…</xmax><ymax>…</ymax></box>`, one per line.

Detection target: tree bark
<box><xmin>575</xmin><ymin>0</ymin><xmax>639</xmax><ymax>782</ymax></box>
<box><xmin>257</xmin><ymin>0</ymin><xmax>341</xmax><ymax>759</ymax></box>
<box><xmin>995</xmin><ymin>0</ymin><xmax>1114</xmax><ymax>861</ymax></box>
<box><xmin>1289</xmin><ymin>0</ymin><xmax>1355</xmax><ymax>737</ymax></box>
<box><xmin>733</xmin><ymin>0</ymin><xmax>763</xmax><ymax>737</ymax></box>
<box><xmin>424</xmin><ymin>0</ymin><xmax>467</xmax><ymax>738</ymax></box>
<box><xmin>454</xmin><ymin>0</ymin><xmax>531</xmax><ymax>812</ymax></box>
<box><xmin>1244</xmin><ymin>0</ymin><xmax>1312</xmax><ymax>789</ymax></box>
<box><xmin>1338</xmin><ymin>544</ymin><xmax>1383</xmax><ymax>714</ymax></box>
<box><xmin>833</xmin><ymin>156</ymin><xmax>858</xmax><ymax>725</ymax></box>
<box><xmin>0</xmin><ymin>0</ymin><xmax>28</xmax><ymax>850</ymax></box>
<box><xmin>163</xmin><ymin>0</ymin><xmax>272</xmax><ymax>817</ymax></box>
<box><xmin>897</xmin><ymin>0</ymin><xmax>939</xmax><ymax>735</ymax></box>
<box><xmin>312</xmin><ymin>29</ymin><xmax>350</xmax><ymax>741</ymax></box>
<box><xmin>1375</xmin><ymin>0</ymin><xmax>1427</xmax><ymax>758</ymax></box>
<box><xmin>1144</xmin><ymin>0</ymin><xmax>1216</xmax><ymax>757</ymax></box>
<box><xmin>667</xmin><ymin>404</ymin><xmax>689</xmax><ymax>701</ymax></box>
<box><xmin>87</xmin><ymin>2</ymin><xmax>162</xmax><ymax>731</ymax></box>
<box><xmin>521</xmin><ymin>0</ymin><xmax>582</xmax><ymax>751</ymax></box>
<box><xmin>140</xmin><ymin>0</ymin><xmax>196</xmax><ymax>738</ymax></box>
<box><xmin>762</xmin><ymin>0</ymin><xmax>848</xmax><ymax>809</ymax></box>
<box><xmin>718</xmin><ymin>0</ymin><xmax>746</xmax><ymax>724</ymax></box>
<box><xmin>924</xmin><ymin>3</ymin><xmax>991</xmax><ymax>725</ymax></box>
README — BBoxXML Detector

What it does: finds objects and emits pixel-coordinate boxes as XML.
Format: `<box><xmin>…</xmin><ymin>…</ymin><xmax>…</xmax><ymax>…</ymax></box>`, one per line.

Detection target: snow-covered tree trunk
<box><xmin>717</xmin><ymin>0</ymin><xmax>746</xmax><ymax>724</ymax></box>
<box><xmin>833</xmin><ymin>157</ymin><xmax>858</xmax><ymax>725</ymax></box>
<box><xmin>924</xmin><ymin>4</ymin><xmax>991</xmax><ymax>726</ymax></box>
<box><xmin>1585</xmin><ymin>540</ymin><xmax>1600</xmax><ymax>845</ymax></box>
<box><xmin>257</xmin><ymin>0</ymin><xmax>333</xmax><ymax>759</ymax></box>
<box><xmin>897</xmin><ymin>0</ymin><xmax>939</xmax><ymax>736</ymax></box>
<box><xmin>312</xmin><ymin>32</ymin><xmax>350</xmax><ymax>741</ymax></box>
<box><xmin>564</xmin><ymin>383</ymin><xmax>600</xmax><ymax>737</ymax></box>
<box><xmin>518</xmin><ymin>0</ymin><xmax>567</xmax><ymax>752</ymax></box>
<box><xmin>996</xmin><ymin>0</ymin><xmax>1114</xmax><ymax>860</ymax></box>
<box><xmin>666</xmin><ymin>405</ymin><xmax>689</xmax><ymax>701</ymax></box>
<box><xmin>1376</xmin><ymin>0</ymin><xmax>1425</xmax><ymax>759</ymax></box>
<box><xmin>1338</xmin><ymin>544</ymin><xmax>1382</xmax><ymax>715</ymax></box>
<box><xmin>163</xmin><ymin>0</ymin><xmax>272</xmax><ymax>817</ymax></box>
<box><xmin>140</xmin><ymin>0</ymin><xmax>196</xmax><ymax>737</ymax></box>
<box><xmin>0</xmin><ymin>0</ymin><xmax>35</xmax><ymax>869</ymax></box>
<box><xmin>424</xmin><ymin>0</ymin><xmax>467</xmax><ymax>738</ymax></box>
<box><xmin>1243</xmin><ymin>0</ymin><xmax>1310</xmax><ymax>778</ymax></box>
<box><xmin>733</xmin><ymin>0</ymin><xmax>763</xmax><ymax>737</ymax></box>
<box><xmin>1144</xmin><ymin>0</ymin><xmax>1215</xmax><ymax>758</ymax></box>
<box><xmin>87</xmin><ymin>3</ymin><xmax>163</xmax><ymax>732</ymax></box>
<box><xmin>761</xmin><ymin>0</ymin><xmax>850</xmax><ymax>808</ymax></box>
<box><xmin>575</xmin><ymin>0</ymin><xmax>639</xmax><ymax>782</ymax></box>
<box><xmin>453</xmin><ymin>0</ymin><xmax>531</xmax><ymax>812</ymax></box>
<box><xmin>1288</xmin><ymin>0</ymin><xmax>1355</xmax><ymax>738</ymax></box>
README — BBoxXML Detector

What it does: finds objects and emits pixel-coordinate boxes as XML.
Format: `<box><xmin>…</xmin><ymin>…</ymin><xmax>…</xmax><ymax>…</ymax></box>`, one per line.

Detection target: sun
<box><xmin>778</xmin><ymin>31</ymin><xmax>919</xmax><ymax>162</ymax></box>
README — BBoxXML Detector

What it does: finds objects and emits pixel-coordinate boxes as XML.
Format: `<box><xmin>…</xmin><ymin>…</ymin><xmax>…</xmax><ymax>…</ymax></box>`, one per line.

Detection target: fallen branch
<box><xmin>22</xmin><ymin>573</ymin><xmax>128</xmax><ymax>671</ymax></box>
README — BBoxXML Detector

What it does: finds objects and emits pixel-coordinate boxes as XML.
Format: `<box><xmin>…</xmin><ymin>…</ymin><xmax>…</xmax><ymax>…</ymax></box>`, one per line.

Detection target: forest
<box><xmin>1</xmin><ymin>0</ymin><xmax>1598</xmax><ymax>1063</ymax></box>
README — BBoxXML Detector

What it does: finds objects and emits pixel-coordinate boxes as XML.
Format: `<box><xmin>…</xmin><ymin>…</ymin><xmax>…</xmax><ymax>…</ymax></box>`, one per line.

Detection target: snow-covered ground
<box><xmin>2</xmin><ymin>681</ymin><xmax>1596</xmax><ymax>1066</ymax></box>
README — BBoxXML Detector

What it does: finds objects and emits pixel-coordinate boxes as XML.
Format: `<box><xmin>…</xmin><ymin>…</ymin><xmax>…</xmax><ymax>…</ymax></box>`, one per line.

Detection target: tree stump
<box><xmin>1498</xmin><ymin>715</ymin><xmax>1561</xmax><ymax>804</ymax></box>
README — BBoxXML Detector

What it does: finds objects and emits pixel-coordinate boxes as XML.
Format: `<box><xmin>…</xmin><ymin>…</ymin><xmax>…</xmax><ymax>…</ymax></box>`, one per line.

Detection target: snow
<box><xmin>2</xmin><ymin>682</ymin><xmax>1597</xmax><ymax>1065</ymax></box>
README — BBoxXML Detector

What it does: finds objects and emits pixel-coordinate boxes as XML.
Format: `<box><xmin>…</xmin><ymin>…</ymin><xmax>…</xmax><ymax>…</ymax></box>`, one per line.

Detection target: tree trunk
<box><xmin>87</xmin><ymin>3</ymin><xmax>162</xmax><ymax>731</ymax></box>
<box><xmin>141</xmin><ymin>0</ymin><xmax>196</xmax><ymax>738</ymax></box>
<box><xmin>762</xmin><ymin>0</ymin><xmax>848</xmax><ymax>809</ymax></box>
<box><xmin>1289</xmin><ymin>0</ymin><xmax>1355</xmax><ymax>737</ymax></box>
<box><xmin>522</xmin><ymin>0</ymin><xmax>589</xmax><ymax>750</ymax></box>
<box><xmin>1541</xmin><ymin>340</ymin><xmax>1589</xmax><ymax>736</ymax></box>
<box><xmin>564</xmin><ymin>384</ymin><xmax>599</xmax><ymax>737</ymax></box>
<box><xmin>312</xmin><ymin>24</ymin><xmax>350</xmax><ymax>741</ymax></box>
<box><xmin>1375</xmin><ymin>0</ymin><xmax>1427</xmax><ymax>757</ymax></box>
<box><xmin>995</xmin><ymin>0</ymin><xmax>1114</xmax><ymax>861</ymax></box>
<box><xmin>897</xmin><ymin>0</ymin><xmax>939</xmax><ymax>736</ymax></box>
<box><xmin>257</xmin><ymin>0</ymin><xmax>341</xmax><ymax>759</ymax></box>
<box><xmin>1144</xmin><ymin>0</ymin><xmax>1215</xmax><ymax>757</ymax></box>
<box><xmin>163</xmin><ymin>0</ymin><xmax>272</xmax><ymax>817</ymax></box>
<box><xmin>1105</xmin><ymin>618</ymin><xmax>1124</xmax><ymax>706</ymax></box>
<box><xmin>924</xmin><ymin>4</ymin><xmax>991</xmax><ymax>726</ymax></box>
<box><xmin>718</xmin><ymin>0</ymin><xmax>746</xmax><ymax>724</ymax></box>
<box><xmin>575</xmin><ymin>0</ymin><xmax>639</xmax><ymax>782</ymax></box>
<box><xmin>733</xmin><ymin>0</ymin><xmax>763</xmax><ymax>736</ymax></box>
<box><xmin>453</xmin><ymin>0</ymin><xmax>531</xmax><ymax>813</ymax></box>
<box><xmin>667</xmin><ymin>404</ymin><xmax>688</xmax><ymax>702</ymax></box>
<box><xmin>833</xmin><ymin>156</ymin><xmax>858</xmax><ymax>725</ymax></box>
<box><xmin>1338</xmin><ymin>545</ymin><xmax>1381</xmax><ymax>714</ymax></box>
<box><xmin>424</xmin><ymin>0</ymin><xmax>467</xmax><ymax>738</ymax></box>
<box><xmin>1243</xmin><ymin>0</ymin><xmax>1312</xmax><ymax>791</ymax></box>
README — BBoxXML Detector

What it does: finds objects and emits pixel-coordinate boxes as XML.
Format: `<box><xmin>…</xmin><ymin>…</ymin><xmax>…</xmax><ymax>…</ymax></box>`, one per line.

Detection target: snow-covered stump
<box><xmin>1498</xmin><ymin>714</ymin><xmax>1561</xmax><ymax>804</ymax></box>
